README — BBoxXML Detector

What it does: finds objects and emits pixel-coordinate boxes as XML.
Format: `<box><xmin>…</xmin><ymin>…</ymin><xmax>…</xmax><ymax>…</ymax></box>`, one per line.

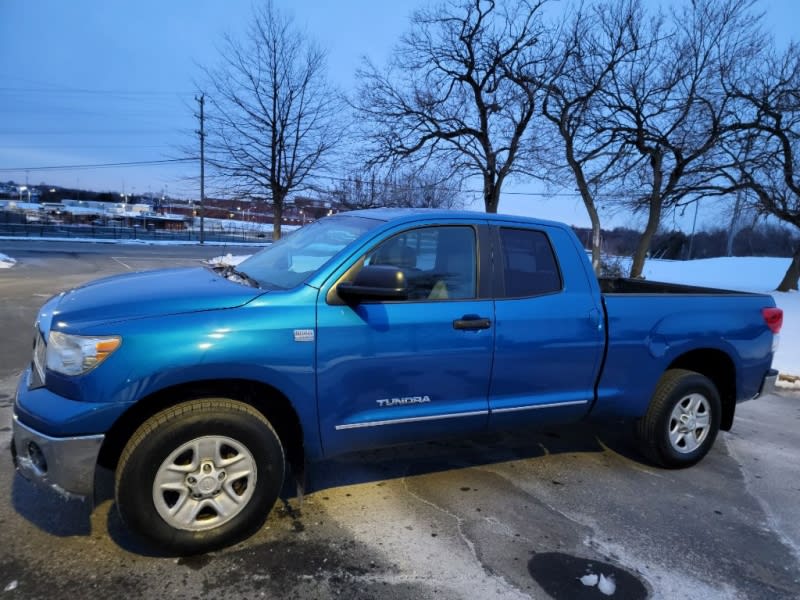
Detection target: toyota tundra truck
<box><xmin>11</xmin><ymin>209</ymin><xmax>781</xmax><ymax>553</ymax></box>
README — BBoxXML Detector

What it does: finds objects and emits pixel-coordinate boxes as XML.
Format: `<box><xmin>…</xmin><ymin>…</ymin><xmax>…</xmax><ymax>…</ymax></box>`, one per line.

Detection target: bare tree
<box><xmin>716</xmin><ymin>43</ymin><xmax>800</xmax><ymax>290</ymax></box>
<box><xmin>201</xmin><ymin>2</ymin><xmax>343</xmax><ymax>239</ymax></box>
<box><xmin>541</xmin><ymin>0</ymin><xmax>640</xmax><ymax>273</ymax></box>
<box><xmin>354</xmin><ymin>0</ymin><xmax>552</xmax><ymax>213</ymax></box>
<box><xmin>598</xmin><ymin>0</ymin><xmax>761</xmax><ymax>278</ymax></box>
<box><xmin>330</xmin><ymin>166</ymin><xmax>464</xmax><ymax>210</ymax></box>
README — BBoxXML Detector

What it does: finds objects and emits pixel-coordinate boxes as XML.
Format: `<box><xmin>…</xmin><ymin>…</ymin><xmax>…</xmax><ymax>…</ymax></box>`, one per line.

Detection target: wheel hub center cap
<box><xmin>198</xmin><ymin>476</ymin><xmax>218</xmax><ymax>494</ymax></box>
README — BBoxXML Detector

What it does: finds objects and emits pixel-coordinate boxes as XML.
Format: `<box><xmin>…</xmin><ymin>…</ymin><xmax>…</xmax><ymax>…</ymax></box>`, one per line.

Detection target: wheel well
<box><xmin>97</xmin><ymin>379</ymin><xmax>304</xmax><ymax>475</ymax></box>
<box><xmin>667</xmin><ymin>349</ymin><xmax>736</xmax><ymax>430</ymax></box>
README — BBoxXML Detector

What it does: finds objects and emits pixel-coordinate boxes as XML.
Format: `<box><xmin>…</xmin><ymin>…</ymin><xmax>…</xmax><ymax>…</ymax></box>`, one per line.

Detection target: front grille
<box><xmin>31</xmin><ymin>330</ymin><xmax>46</xmax><ymax>388</ymax></box>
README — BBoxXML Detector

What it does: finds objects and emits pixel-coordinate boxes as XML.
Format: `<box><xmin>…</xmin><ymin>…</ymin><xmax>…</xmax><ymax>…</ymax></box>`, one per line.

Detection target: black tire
<box><xmin>637</xmin><ymin>369</ymin><xmax>721</xmax><ymax>468</ymax></box>
<box><xmin>115</xmin><ymin>398</ymin><xmax>285</xmax><ymax>554</ymax></box>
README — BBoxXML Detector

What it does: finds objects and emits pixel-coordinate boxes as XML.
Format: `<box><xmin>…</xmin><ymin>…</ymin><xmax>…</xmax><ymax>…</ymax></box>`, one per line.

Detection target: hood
<box><xmin>50</xmin><ymin>267</ymin><xmax>264</xmax><ymax>330</ymax></box>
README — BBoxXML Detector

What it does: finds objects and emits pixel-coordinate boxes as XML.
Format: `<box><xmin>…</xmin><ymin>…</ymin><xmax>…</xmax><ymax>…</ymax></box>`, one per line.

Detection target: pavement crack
<box><xmin>723</xmin><ymin>435</ymin><xmax>800</xmax><ymax>564</ymax></box>
<box><xmin>399</xmin><ymin>472</ymin><xmax>528</xmax><ymax>599</ymax></box>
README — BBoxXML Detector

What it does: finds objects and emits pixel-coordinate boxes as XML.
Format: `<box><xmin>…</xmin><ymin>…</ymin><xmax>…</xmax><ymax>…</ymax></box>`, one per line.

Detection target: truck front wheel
<box><xmin>115</xmin><ymin>398</ymin><xmax>285</xmax><ymax>554</ymax></box>
<box><xmin>637</xmin><ymin>369</ymin><xmax>721</xmax><ymax>468</ymax></box>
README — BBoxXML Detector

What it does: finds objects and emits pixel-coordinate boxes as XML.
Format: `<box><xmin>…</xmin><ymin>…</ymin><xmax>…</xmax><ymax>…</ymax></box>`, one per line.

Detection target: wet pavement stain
<box><xmin>200</xmin><ymin>538</ymin><xmax>434</xmax><ymax>600</ymax></box>
<box><xmin>177</xmin><ymin>554</ymin><xmax>213</xmax><ymax>570</ymax></box>
<box><xmin>528</xmin><ymin>552</ymin><xmax>649</xmax><ymax>600</ymax></box>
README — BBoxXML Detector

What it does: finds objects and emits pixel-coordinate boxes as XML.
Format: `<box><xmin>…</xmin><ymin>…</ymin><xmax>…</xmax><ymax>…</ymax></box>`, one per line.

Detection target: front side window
<box><xmin>498</xmin><ymin>228</ymin><xmax>562</xmax><ymax>297</ymax></box>
<box><xmin>360</xmin><ymin>226</ymin><xmax>477</xmax><ymax>300</ymax></box>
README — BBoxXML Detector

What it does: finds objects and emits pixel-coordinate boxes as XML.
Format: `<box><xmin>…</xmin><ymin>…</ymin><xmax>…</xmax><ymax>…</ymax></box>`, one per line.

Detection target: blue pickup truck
<box><xmin>12</xmin><ymin>209</ymin><xmax>781</xmax><ymax>553</ymax></box>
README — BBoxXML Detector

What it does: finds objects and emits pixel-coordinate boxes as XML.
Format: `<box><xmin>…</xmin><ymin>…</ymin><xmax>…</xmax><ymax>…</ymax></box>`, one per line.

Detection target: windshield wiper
<box><xmin>214</xmin><ymin>265</ymin><xmax>261</xmax><ymax>288</ymax></box>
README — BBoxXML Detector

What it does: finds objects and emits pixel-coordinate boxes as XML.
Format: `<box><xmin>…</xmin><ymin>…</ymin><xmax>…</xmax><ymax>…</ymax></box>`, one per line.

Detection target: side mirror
<box><xmin>337</xmin><ymin>265</ymin><xmax>409</xmax><ymax>302</ymax></box>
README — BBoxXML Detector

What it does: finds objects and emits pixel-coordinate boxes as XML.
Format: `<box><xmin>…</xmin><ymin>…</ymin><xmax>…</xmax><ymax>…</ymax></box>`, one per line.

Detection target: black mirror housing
<box><xmin>337</xmin><ymin>265</ymin><xmax>410</xmax><ymax>302</ymax></box>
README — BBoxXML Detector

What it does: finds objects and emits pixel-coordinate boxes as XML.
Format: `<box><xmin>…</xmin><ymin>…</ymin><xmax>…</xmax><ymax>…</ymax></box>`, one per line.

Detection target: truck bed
<box><xmin>599</xmin><ymin>277</ymin><xmax>759</xmax><ymax>296</ymax></box>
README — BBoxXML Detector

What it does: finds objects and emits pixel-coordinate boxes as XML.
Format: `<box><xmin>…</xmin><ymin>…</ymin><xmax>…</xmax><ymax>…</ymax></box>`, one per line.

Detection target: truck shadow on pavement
<box><xmin>306</xmin><ymin>420</ymin><xmax>644</xmax><ymax>493</ymax></box>
<box><xmin>10</xmin><ymin>420</ymin><xmax>644</xmax><ymax>555</ymax></box>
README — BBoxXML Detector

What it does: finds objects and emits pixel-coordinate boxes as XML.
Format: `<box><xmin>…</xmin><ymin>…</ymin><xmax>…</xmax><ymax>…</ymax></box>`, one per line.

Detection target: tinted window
<box><xmin>498</xmin><ymin>228</ymin><xmax>561</xmax><ymax>297</ymax></box>
<box><xmin>361</xmin><ymin>226</ymin><xmax>477</xmax><ymax>300</ymax></box>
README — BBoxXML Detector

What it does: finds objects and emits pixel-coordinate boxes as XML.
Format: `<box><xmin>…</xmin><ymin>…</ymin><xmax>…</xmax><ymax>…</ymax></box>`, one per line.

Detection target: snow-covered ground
<box><xmin>0</xmin><ymin>253</ymin><xmax>15</xmax><ymax>268</ymax></box>
<box><xmin>190</xmin><ymin>217</ymin><xmax>300</xmax><ymax>235</ymax></box>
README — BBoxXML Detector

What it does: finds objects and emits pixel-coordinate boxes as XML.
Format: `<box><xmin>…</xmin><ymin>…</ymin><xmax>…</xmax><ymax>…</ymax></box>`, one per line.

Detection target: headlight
<box><xmin>46</xmin><ymin>332</ymin><xmax>121</xmax><ymax>376</ymax></box>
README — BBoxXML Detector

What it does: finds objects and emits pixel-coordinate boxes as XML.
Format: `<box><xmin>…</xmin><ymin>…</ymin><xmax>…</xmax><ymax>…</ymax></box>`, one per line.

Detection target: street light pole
<box><xmin>197</xmin><ymin>94</ymin><xmax>206</xmax><ymax>245</ymax></box>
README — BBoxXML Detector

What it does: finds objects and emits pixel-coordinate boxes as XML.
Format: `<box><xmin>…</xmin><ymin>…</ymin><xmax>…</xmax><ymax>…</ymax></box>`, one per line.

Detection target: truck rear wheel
<box><xmin>637</xmin><ymin>369</ymin><xmax>721</xmax><ymax>468</ymax></box>
<box><xmin>115</xmin><ymin>398</ymin><xmax>285</xmax><ymax>554</ymax></box>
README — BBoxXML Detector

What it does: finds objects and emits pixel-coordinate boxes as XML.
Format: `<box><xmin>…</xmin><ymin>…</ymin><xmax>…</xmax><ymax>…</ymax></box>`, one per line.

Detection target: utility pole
<box><xmin>196</xmin><ymin>94</ymin><xmax>206</xmax><ymax>244</ymax></box>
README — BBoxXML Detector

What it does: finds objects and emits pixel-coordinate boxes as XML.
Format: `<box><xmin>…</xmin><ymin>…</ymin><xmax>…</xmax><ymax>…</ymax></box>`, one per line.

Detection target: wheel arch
<box><xmin>98</xmin><ymin>378</ymin><xmax>305</xmax><ymax>477</ymax></box>
<box><xmin>667</xmin><ymin>348</ymin><xmax>736</xmax><ymax>431</ymax></box>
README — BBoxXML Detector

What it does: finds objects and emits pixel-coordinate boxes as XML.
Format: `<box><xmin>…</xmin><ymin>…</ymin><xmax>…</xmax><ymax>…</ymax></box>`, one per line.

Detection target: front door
<box><xmin>316</xmin><ymin>223</ymin><xmax>494</xmax><ymax>456</ymax></box>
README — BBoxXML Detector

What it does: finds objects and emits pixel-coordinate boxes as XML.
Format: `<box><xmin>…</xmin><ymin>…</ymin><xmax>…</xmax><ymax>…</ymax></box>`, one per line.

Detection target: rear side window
<box><xmin>498</xmin><ymin>228</ymin><xmax>562</xmax><ymax>298</ymax></box>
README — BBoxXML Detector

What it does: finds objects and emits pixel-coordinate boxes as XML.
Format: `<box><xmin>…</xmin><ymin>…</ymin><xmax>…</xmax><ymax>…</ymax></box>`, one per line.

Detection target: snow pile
<box><xmin>207</xmin><ymin>253</ymin><xmax>251</xmax><ymax>267</ymax></box>
<box><xmin>0</xmin><ymin>253</ymin><xmax>15</xmax><ymax>268</ymax></box>
<box><xmin>638</xmin><ymin>256</ymin><xmax>791</xmax><ymax>293</ymax></box>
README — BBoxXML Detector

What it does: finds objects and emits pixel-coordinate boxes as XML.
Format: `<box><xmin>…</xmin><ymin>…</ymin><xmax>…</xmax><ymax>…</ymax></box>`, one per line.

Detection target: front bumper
<box><xmin>11</xmin><ymin>414</ymin><xmax>104</xmax><ymax>497</ymax></box>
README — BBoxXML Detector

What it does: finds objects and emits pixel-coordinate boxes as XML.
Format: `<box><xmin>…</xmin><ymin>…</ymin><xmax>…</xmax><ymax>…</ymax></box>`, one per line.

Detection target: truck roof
<box><xmin>343</xmin><ymin>208</ymin><xmax>571</xmax><ymax>231</ymax></box>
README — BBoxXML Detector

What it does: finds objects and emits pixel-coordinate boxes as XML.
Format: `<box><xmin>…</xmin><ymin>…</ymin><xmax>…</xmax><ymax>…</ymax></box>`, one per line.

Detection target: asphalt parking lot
<box><xmin>0</xmin><ymin>239</ymin><xmax>798</xmax><ymax>599</ymax></box>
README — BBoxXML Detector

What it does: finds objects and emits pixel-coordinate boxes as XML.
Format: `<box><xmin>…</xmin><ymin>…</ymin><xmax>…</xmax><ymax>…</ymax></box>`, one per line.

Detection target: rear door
<box><xmin>316</xmin><ymin>222</ymin><xmax>495</xmax><ymax>456</ymax></box>
<box><xmin>488</xmin><ymin>224</ymin><xmax>605</xmax><ymax>429</ymax></box>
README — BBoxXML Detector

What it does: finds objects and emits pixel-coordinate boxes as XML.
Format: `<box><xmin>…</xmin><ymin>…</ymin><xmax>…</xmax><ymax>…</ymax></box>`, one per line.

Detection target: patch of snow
<box><xmin>776</xmin><ymin>377</ymin><xmax>800</xmax><ymax>390</ymax></box>
<box><xmin>3</xmin><ymin>580</ymin><xmax>18</xmax><ymax>592</ymax></box>
<box><xmin>580</xmin><ymin>573</ymin><xmax>617</xmax><ymax>596</ymax></box>
<box><xmin>579</xmin><ymin>572</ymin><xmax>616</xmax><ymax>596</ymax></box>
<box><xmin>637</xmin><ymin>256</ymin><xmax>791</xmax><ymax>294</ymax></box>
<box><xmin>207</xmin><ymin>253</ymin><xmax>252</xmax><ymax>267</ymax></box>
<box><xmin>0</xmin><ymin>236</ymin><xmax>262</xmax><ymax>247</ymax></box>
<box><xmin>598</xmin><ymin>573</ymin><xmax>616</xmax><ymax>596</ymax></box>
<box><xmin>770</xmin><ymin>291</ymin><xmax>800</xmax><ymax>378</ymax></box>
<box><xmin>0</xmin><ymin>252</ymin><xmax>15</xmax><ymax>268</ymax></box>
<box><xmin>192</xmin><ymin>217</ymin><xmax>300</xmax><ymax>235</ymax></box>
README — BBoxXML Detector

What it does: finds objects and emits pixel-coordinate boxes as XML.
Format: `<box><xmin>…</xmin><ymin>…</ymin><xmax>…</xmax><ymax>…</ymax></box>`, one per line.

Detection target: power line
<box><xmin>0</xmin><ymin>130</ymin><xmax>185</xmax><ymax>136</ymax></box>
<box><xmin>0</xmin><ymin>158</ymin><xmax>195</xmax><ymax>173</ymax></box>
<box><xmin>0</xmin><ymin>86</ymin><xmax>193</xmax><ymax>96</ymax></box>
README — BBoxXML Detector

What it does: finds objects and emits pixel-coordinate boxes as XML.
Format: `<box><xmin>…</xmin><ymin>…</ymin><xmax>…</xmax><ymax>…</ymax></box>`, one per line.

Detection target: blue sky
<box><xmin>0</xmin><ymin>0</ymin><xmax>797</xmax><ymax>229</ymax></box>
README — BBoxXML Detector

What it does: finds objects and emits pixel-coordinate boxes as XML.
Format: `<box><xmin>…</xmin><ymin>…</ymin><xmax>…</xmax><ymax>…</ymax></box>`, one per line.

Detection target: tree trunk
<box><xmin>272</xmin><ymin>189</ymin><xmax>286</xmax><ymax>241</ymax></box>
<box><xmin>483</xmin><ymin>175</ymin><xmax>500</xmax><ymax>213</ymax></box>
<box><xmin>777</xmin><ymin>244</ymin><xmax>800</xmax><ymax>291</ymax></box>
<box><xmin>578</xmin><ymin>177</ymin><xmax>600</xmax><ymax>276</ymax></box>
<box><xmin>630</xmin><ymin>193</ymin><xmax>662</xmax><ymax>279</ymax></box>
<box><xmin>630</xmin><ymin>153</ymin><xmax>664</xmax><ymax>279</ymax></box>
<box><xmin>569</xmin><ymin>158</ymin><xmax>602</xmax><ymax>274</ymax></box>
<box><xmin>589</xmin><ymin>210</ymin><xmax>601</xmax><ymax>275</ymax></box>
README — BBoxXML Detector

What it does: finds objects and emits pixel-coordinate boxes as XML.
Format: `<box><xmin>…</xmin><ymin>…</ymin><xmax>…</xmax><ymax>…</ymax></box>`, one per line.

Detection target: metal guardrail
<box><xmin>0</xmin><ymin>222</ymin><xmax>272</xmax><ymax>244</ymax></box>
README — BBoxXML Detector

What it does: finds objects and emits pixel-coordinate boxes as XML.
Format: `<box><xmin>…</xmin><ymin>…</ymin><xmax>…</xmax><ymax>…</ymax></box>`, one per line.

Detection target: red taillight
<box><xmin>762</xmin><ymin>307</ymin><xmax>783</xmax><ymax>334</ymax></box>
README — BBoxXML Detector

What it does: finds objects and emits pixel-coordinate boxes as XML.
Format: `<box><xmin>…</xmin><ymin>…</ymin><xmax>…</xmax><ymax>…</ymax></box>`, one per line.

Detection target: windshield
<box><xmin>237</xmin><ymin>215</ymin><xmax>382</xmax><ymax>289</ymax></box>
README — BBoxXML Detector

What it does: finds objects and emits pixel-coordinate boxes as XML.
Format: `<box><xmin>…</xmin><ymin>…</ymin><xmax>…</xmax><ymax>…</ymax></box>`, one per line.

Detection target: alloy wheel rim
<box><xmin>152</xmin><ymin>435</ymin><xmax>257</xmax><ymax>531</ymax></box>
<box><xmin>668</xmin><ymin>393</ymin><xmax>711</xmax><ymax>454</ymax></box>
